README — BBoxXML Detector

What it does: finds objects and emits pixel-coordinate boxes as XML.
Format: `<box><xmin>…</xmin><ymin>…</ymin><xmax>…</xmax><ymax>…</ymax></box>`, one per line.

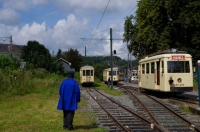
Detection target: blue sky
<box><xmin>0</xmin><ymin>0</ymin><xmax>137</xmax><ymax>60</ymax></box>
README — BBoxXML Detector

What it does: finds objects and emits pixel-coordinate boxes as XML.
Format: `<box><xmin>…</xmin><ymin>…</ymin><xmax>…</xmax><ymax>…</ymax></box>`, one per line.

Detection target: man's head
<box><xmin>68</xmin><ymin>71</ymin><xmax>75</xmax><ymax>78</ymax></box>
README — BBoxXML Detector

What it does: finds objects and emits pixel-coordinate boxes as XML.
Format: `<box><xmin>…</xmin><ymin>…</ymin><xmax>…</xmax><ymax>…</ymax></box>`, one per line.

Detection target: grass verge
<box><xmin>0</xmin><ymin>73</ymin><xmax>109</xmax><ymax>132</ymax></box>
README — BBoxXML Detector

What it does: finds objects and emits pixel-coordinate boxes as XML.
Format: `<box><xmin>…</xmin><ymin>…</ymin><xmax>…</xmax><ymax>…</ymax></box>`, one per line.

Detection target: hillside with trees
<box><xmin>81</xmin><ymin>56</ymin><xmax>138</xmax><ymax>80</ymax></box>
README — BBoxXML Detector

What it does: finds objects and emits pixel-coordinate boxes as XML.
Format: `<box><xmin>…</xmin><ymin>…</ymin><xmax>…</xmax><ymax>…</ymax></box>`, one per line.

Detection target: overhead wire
<box><xmin>81</xmin><ymin>28</ymin><xmax>109</xmax><ymax>39</ymax></box>
<box><xmin>83</xmin><ymin>2</ymin><xmax>137</xmax><ymax>58</ymax></box>
<box><xmin>113</xmin><ymin>5</ymin><xmax>137</xmax><ymax>30</ymax></box>
<box><xmin>87</xmin><ymin>0</ymin><xmax>110</xmax><ymax>49</ymax></box>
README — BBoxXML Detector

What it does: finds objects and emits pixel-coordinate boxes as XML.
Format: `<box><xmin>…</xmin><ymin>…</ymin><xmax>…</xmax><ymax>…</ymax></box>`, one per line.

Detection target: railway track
<box><xmin>85</xmin><ymin>88</ymin><xmax>166</xmax><ymax>132</ymax></box>
<box><xmin>169</xmin><ymin>95</ymin><xmax>199</xmax><ymax>105</ymax></box>
<box><xmin>122</xmin><ymin>86</ymin><xmax>200</xmax><ymax>132</ymax></box>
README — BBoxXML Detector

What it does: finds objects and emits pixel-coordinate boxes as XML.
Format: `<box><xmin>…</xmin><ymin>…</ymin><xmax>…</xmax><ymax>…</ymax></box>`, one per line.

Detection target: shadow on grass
<box><xmin>74</xmin><ymin>125</ymin><xmax>102</xmax><ymax>130</ymax></box>
<box><xmin>92</xmin><ymin>83</ymin><xmax>101</xmax><ymax>87</ymax></box>
<box><xmin>81</xmin><ymin>83</ymin><xmax>102</xmax><ymax>88</ymax></box>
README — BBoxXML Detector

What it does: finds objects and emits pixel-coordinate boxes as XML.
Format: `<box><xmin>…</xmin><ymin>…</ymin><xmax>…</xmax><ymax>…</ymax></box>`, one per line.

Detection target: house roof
<box><xmin>0</xmin><ymin>43</ymin><xmax>24</xmax><ymax>54</ymax></box>
<box><xmin>58</xmin><ymin>58</ymin><xmax>71</xmax><ymax>65</ymax></box>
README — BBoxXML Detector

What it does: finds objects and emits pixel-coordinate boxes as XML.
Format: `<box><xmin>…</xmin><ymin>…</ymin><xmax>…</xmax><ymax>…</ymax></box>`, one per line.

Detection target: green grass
<box><xmin>193</xmin><ymin>77</ymin><xmax>198</xmax><ymax>91</ymax></box>
<box><xmin>0</xmin><ymin>72</ymin><xmax>109</xmax><ymax>132</ymax></box>
<box><xmin>0</xmin><ymin>93</ymin><xmax>107</xmax><ymax>132</ymax></box>
<box><xmin>178</xmin><ymin>104</ymin><xmax>190</xmax><ymax>113</ymax></box>
<box><xmin>93</xmin><ymin>78</ymin><xmax>124</xmax><ymax>96</ymax></box>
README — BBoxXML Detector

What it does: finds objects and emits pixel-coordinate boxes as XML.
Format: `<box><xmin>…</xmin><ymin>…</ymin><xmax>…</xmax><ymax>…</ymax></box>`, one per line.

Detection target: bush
<box><xmin>0</xmin><ymin>69</ymin><xmax>35</xmax><ymax>95</ymax></box>
<box><xmin>0</xmin><ymin>55</ymin><xmax>19</xmax><ymax>70</ymax></box>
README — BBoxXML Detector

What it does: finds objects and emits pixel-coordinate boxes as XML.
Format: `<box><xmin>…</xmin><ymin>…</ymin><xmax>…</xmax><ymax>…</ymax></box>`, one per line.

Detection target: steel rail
<box><xmin>145</xmin><ymin>93</ymin><xmax>200</xmax><ymax>132</ymax></box>
<box><xmin>93</xmin><ymin>89</ymin><xmax>167</xmax><ymax>132</ymax></box>
<box><xmin>86</xmin><ymin>89</ymin><xmax>132</xmax><ymax>132</ymax></box>
<box><xmin>124</xmin><ymin>88</ymin><xmax>170</xmax><ymax>132</ymax></box>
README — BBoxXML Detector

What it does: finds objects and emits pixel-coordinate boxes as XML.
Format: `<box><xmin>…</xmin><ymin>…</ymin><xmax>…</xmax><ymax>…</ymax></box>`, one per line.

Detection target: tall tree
<box><xmin>62</xmin><ymin>48</ymin><xmax>82</xmax><ymax>71</ymax></box>
<box><xmin>125</xmin><ymin>0</ymin><xmax>200</xmax><ymax>64</ymax></box>
<box><xmin>56</xmin><ymin>49</ymin><xmax>63</xmax><ymax>59</ymax></box>
<box><xmin>123</xmin><ymin>15</ymin><xmax>134</xmax><ymax>45</ymax></box>
<box><xmin>21</xmin><ymin>40</ymin><xmax>52</xmax><ymax>70</ymax></box>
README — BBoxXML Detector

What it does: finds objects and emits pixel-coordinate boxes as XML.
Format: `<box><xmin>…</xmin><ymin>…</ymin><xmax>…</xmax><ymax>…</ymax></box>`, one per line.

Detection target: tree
<box><xmin>123</xmin><ymin>15</ymin><xmax>134</xmax><ymax>45</ymax></box>
<box><xmin>124</xmin><ymin>0</ymin><xmax>200</xmax><ymax>64</ymax></box>
<box><xmin>56</xmin><ymin>49</ymin><xmax>63</xmax><ymax>59</ymax></box>
<box><xmin>62</xmin><ymin>48</ymin><xmax>83</xmax><ymax>71</ymax></box>
<box><xmin>21</xmin><ymin>40</ymin><xmax>52</xmax><ymax>70</ymax></box>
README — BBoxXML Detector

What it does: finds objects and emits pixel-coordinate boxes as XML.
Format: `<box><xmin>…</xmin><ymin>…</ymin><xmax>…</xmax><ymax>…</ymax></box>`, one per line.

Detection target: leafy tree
<box><xmin>0</xmin><ymin>55</ymin><xmax>18</xmax><ymax>70</ymax></box>
<box><xmin>56</xmin><ymin>49</ymin><xmax>63</xmax><ymax>59</ymax></box>
<box><xmin>123</xmin><ymin>14</ymin><xmax>134</xmax><ymax>44</ymax></box>
<box><xmin>124</xmin><ymin>0</ymin><xmax>200</xmax><ymax>64</ymax></box>
<box><xmin>62</xmin><ymin>48</ymin><xmax>82</xmax><ymax>71</ymax></box>
<box><xmin>21</xmin><ymin>41</ymin><xmax>52</xmax><ymax>70</ymax></box>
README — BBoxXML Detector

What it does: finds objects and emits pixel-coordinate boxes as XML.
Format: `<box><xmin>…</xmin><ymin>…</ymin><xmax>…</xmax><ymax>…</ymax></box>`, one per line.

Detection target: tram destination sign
<box><xmin>198</xmin><ymin>60</ymin><xmax>200</xmax><ymax>66</ymax></box>
<box><xmin>171</xmin><ymin>55</ymin><xmax>185</xmax><ymax>60</ymax></box>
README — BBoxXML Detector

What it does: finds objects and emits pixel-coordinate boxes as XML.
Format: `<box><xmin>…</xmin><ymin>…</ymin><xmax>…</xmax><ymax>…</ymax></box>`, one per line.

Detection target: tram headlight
<box><xmin>177</xmin><ymin>78</ymin><xmax>182</xmax><ymax>83</ymax></box>
<box><xmin>169</xmin><ymin>77</ymin><xmax>174</xmax><ymax>85</ymax></box>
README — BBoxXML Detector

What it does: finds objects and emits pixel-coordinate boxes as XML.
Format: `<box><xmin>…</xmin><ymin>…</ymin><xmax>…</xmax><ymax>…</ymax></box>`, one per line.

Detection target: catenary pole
<box><xmin>110</xmin><ymin>28</ymin><xmax>113</xmax><ymax>89</ymax></box>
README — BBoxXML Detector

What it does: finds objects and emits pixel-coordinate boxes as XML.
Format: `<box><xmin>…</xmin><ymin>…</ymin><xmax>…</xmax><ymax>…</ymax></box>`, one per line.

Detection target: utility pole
<box><xmin>127</xmin><ymin>42</ymin><xmax>129</xmax><ymax>83</ymax></box>
<box><xmin>10</xmin><ymin>35</ymin><xmax>12</xmax><ymax>55</ymax></box>
<box><xmin>85</xmin><ymin>47</ymin><xmax>86</xmax><ymax>57</ymax></box>
<box><xmin>130</xmin><ymin>51</ymin><xmax>132</xmax><ymax>72</ymax></box>
<box><xmin>110</xmin><ymin>28</ymin><xmax>113</xmax><ymax>89</ymax></box>
<box><xmin>0</xmin><ymin>35</ymin><xmax>13</xmax><ymax>55</ymax></box>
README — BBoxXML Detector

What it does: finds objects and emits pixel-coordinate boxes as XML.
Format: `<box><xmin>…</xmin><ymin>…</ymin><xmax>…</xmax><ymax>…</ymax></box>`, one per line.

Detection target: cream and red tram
<box><xmin>138</xmin><ymin>49</ymin><xmax>193</xmax><ymax>93</ymax></box>
<box><xmin>80</xmin><ymin>65</ymin><xmax>94</xmax><ymax>86</ymax></box>
<box><xmin>103</xmin><ymin>67</ymin><xmax>119</xmax><ymax>84</ymax></box>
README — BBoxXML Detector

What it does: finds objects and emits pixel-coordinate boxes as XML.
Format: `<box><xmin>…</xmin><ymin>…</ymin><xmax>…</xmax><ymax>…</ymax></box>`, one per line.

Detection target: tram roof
<box><xmin>81</xmin><ymin>65</ymin><xmax>94</xmax><ymax>68</ymax></box>
<box><xmin>139</xmin><ymin>52</ymin><xmax>192</xmax><ymax>63</ymax></box>
<box><xmin>104</xmin><ymin>67</ymin><xmax>119</xmax><ymax>70</ymax></box>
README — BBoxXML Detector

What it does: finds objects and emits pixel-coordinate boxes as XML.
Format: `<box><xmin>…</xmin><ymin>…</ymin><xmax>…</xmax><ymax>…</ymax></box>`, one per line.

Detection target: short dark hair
<box><xmin>68</xmin><ymin>71</ymin><xmax>75</xmax><ymax>78</ymax></box>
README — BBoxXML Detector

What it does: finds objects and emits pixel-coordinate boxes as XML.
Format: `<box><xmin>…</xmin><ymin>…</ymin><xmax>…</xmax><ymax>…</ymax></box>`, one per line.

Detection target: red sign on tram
<box><xmin>171</xmin><ymin>55</ymin><xmax>185</xmax><ymax>60</ymax></box>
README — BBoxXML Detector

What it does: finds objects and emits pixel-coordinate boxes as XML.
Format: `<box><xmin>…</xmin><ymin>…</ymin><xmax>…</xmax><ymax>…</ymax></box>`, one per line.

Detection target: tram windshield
<box><xmin>109</xmin><ymin>71</ymin><xmax>117</xmax><ymax>75</ymax></box>
<box><xmin>83</xmin><ymin>70</ymin><xmax>93</xmax><ymax>76</ymax></box>
<box><xmin>167</xmin><ymin>61</ymin><xmax>190</xmax><ymax>73</ymax></box>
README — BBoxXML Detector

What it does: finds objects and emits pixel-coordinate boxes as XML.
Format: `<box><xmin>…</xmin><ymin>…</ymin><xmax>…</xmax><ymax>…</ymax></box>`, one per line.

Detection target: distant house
<box><xmin>56</xmin><ymin>58</ymin><xmax>75</xmax><ymax>72</ymax></box>
<box><xmin>0</xmin><ymin>43</ymin><xmax>24</xmax><ymax>59</ymax></box>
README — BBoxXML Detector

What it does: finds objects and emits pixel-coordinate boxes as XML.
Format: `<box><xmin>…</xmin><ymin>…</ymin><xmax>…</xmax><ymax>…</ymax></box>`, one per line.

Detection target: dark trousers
<box><xmin>63</xmin><ymin>110</ymin><xmax>75</xmax><ymax>129</ymax></box>
<box><xmin>108</xmin><ymin>81</ymin><xmax>111</xmax><ymax>87</ymax></box>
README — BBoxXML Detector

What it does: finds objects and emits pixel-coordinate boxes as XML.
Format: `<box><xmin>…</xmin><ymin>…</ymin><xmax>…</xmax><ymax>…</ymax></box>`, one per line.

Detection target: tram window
<box><xmin>151</xmin><ymin>62</ymin><xmax>154</xmax><ymax>73</ymax></box>
<box><xmin>146</xmin><ymin>63</ymin><xmax>149</xmax><ymax>74</ymax></box>
<box><xmin>109</xmin><ymin>71</ymin><xmax>117</xmax><ymax>75</ymax></box>
<box><xmin>113</xmin><ymin>71</ymin><xmax>116</xmax><ymax>75</ymax></box>
<box><xmin>142</xmin><ymin>64</ymin><xmax>145</xmax><ymax>74</ymax></box>
<box><xmin>167</xmin><ymin>61</ymin><xmax>190</xmax><ymax>73</ymax></box>
<box><xmin>83</xmin><ymin>70</ymin><xmax>85</xmax><ymax>76</ymax></box>
<box><xmin>91</xmin><ymin>70</ymin><xmax>93</xmax><ymax>76</ymax></box>
<box><xmin>161</xmin><ymin>61</ymin><xmax>164</xmax><ymax>73</ymax></box>
<box><xmin>86</xmin><ymin>70</ymin><xmax>90</xmax><ymax>76</ymax></box>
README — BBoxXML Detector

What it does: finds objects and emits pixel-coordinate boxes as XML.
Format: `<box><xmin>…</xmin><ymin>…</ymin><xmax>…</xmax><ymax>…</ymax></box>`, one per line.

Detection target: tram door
<box><xmin>156</xmin><ymin>61</ymin><xmax>160</xmax><ymax>85</ymax></box>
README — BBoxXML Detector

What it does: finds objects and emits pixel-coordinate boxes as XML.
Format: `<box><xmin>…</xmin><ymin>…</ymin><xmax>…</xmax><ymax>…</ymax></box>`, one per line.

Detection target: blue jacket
<box><xmin>57</xmin><ymin>78</ymin><xmax>80</xmax><ymax>110</ymax></box>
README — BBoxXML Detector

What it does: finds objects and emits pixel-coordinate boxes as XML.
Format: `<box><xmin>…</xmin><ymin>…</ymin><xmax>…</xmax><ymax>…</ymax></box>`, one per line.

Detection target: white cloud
<box><xmin>0</xmin><ymin>8</ymin><xmax>20</xmax><ymax>25</ymax></box>
<box><xmin>33</xmin><ymin>0</ymin><xmax>47</xmax><ymax>5</ymax></box>
<box><xmin>0</xmin><ymin>0</ymin><xmax>137</xmax><ymax>60</ymax></box>
<box><xmin>11</xmin><ymin>22</ymin><xmax>49</xmax><ymax>45</ymax></box>
<box><xmin>54</xmin><ymin>0</ymin><xmax>137</xmax><ymax>12</ymax></box>
<box><xmin>52</xmin><ymin>14</ymin><xmax>89</xmax><ymax>48</ymax></box>
<box><xmin>3</xmin><ymin>0</ymin><xmax>31</xmax><ymax>11</ymax></box>
<box><xmin>2</xmin><ymin>0</ymin><xmax>47</xmax><ymax>10</ymax></box>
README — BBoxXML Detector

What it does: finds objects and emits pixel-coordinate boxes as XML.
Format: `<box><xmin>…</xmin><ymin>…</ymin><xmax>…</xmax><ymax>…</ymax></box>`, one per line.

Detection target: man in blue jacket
<box><xmin>57</xmin><ymin>71</ymin><xmax>80</xmax><ymax>130</ymax></box>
